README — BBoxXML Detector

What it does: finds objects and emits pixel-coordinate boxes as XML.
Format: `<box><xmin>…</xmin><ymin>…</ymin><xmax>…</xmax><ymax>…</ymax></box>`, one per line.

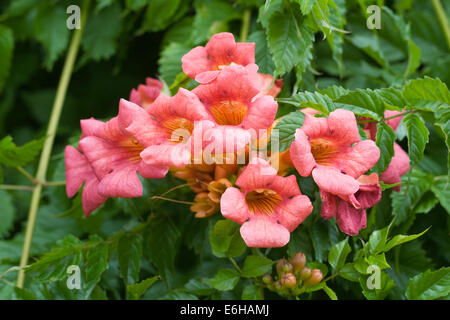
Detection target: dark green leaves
<box><xmin>267</xmin><ymin>10</ymin><xmax>314</xmax><ymax>76</ymax></box>
<box><xmin>0</xmin><ymin>190</ymin><xmax>15</xmax><ymax>238</ymax></box>
<box><xmin>126</xmin><ymin>276</ymin><xmax>159</xmax><ymax>300</ymax></box>
<box><xmin>0</xmin><ymin>136</ymin><xmax>44</xmax><ymax>167</ymax></box>
<box><xmin>248</xmin><ymin>31</ymin><xmax>275</xmax><ymax>75</ymax></box>
<box><xmin>209</xmin><ymin>220</ymin><xmax>246</xmax><ymax>258</ymax></box>
<box><xmin>372</xmin><ymin>122</ymin><xmax>396</xmax><ymax>173</ymax></box>
<box><xmin>403</xmin><ymin>113</ymin><xmax>429</xmax><ymax>166</ymax></box>
<box><xmin>328</xmin><ymin>238</ymin><xmax>351</xmax><ymax>272</ymax></box>
<box><xmin>273</xmin><ymin>110</ymin><xmax>305</xmax><ymax>152</ymax></box>
<box><xmin>208</xmin><ymin>268</ymin><xmax>240</xmax><ymax>291</ymax></box>
<box><xmin>406</xmin><ymin>268</ymin><xmax>450</xmax><ymax>300</ymax></box>
<box><xmin>141</xmin><ymin>0</ymin><xmax>182</xmax><ymax>32</ymax></box>
<box><xmin>241</xmin><ymin>255</ymin><xmax>273</xmax><ymax>278</ymax></box>
<box><xmin>118</xmin><ymin>233</ymin><xmax>143</xmax><ymax>285</ymax></box>
<box><xmin>336</xmin><ymin>89</ymin><xmax>385</xmax><ymax>120</ymax></box>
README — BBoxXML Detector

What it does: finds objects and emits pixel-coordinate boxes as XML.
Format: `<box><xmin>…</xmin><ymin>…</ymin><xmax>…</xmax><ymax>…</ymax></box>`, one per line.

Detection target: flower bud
<box><xmin>281</xmin><ymin>273</ymin><xmax>297</xmax><ymax>289</ymax></box>
<box><xmin>262</xmin><ymin>274</ymin><xmax>273</xmax><ymax>285</ymax></box>
<box><xmin>298</xmin><ymin>266</ymin><xmax>311</xmax><ymax>280</ymax></box>
<box><xmin>276</xmin><ymin>258</ymin><xmax>289</xmax><ymax>275</ymax></box>
<box><xmin>290</xmin><ymin>252</ymin><xmax>306</xmax><ymax>271</ymax></box>
<box><xmin>304</xmin><ymin>269</ymin><xmax>323</xmax><ymax>287</ymax></box>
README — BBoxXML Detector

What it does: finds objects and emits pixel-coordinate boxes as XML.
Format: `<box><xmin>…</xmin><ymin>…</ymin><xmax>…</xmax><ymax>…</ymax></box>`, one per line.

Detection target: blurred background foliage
<box><xmin>0</xmin><ymin>0</ymin><xmax>449</xmax><ymax>300</ymax></box>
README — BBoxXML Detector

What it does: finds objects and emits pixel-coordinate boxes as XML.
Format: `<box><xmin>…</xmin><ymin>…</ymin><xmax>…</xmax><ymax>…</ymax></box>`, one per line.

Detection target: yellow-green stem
<box><xmin>16</xmin><ymin>0</ymin><xmax>90</xmax><ymax>288</ymax></box>
<box><xmin>431</xmin><ymin>0</ymin><xmax>450</xmax><ymax>50</ymax></box>
<box><xmin>240</xmin><ymin>9</ymin><xmax>251</xmax><ymax>42</ymax></box>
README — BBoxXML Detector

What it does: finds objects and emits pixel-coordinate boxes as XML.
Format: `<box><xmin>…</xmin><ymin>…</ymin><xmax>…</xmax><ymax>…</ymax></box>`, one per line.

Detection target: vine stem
<box><xmin>431</xmin><ymin>0</ymin><xmax>450</xmax><ymax>51</ymax></box>
<box><xmin>240</xmin><ymin>9</ymin><xmax>251</xmax><ymax>42</ymax></box>
<box><xmin>16</xmin><ymin>0</ymin><xmax>90</xmax><ymax>288</ymax></box>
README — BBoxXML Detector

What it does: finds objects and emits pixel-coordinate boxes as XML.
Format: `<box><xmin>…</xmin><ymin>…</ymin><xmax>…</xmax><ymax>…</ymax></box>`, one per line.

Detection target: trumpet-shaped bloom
<box><xmin>120</xmin><ymin>88</ymin><xmax>214</xmax><ymax>168</ymax></box>
<box><xmin>363</xmin><ymin>110</ymin><xmax>409</xmax><ymax>191</ymax></box>
<box><xmin>182</xmin><ymin>32</ymin><xmax>255</xmax><ymax>83</ymax></box>
<box><xmin>192</xmin><ymin>64</ymin><xmax>278</xmax><ymax>140</ymax></box>
<box><xmin>129</xmin><ymin>77</ymin><xmax>163</xmax><ymax>109</ymax></box>
<box><xmin>320</xmin><ymin>173</ymin><xmax>381</xmax><ymax>235</ymax></box>
<box><xmin>220</xmin><ymin>158</ymin><xmax>313</xmax><ymax>247</ymax></box>
<box><xmin>254</xmin><ymin>73</ymin><xmax>283</xmax><ymax>99</ymax></box>
<box><xmin>65</xmin><ymin>145</ymin><xmax>107</xmax><ymax>216</ymax></box>
<box><xmin>77</xmin><ymin>102</ymin><xmax>168</xmax><ymax>200</ymax></box>
<box><xmin>290</xmin><ymin>109</ymin><xmax>380</xmax><ymax>204</ymax></box>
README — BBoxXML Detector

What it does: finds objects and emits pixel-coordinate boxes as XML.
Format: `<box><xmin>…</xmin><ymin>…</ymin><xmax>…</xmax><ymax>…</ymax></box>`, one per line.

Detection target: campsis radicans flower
<box><xmin>289</xmin><ymin>108</ymin><xmax>380</xmax><ymax>235</ymax></box>
<box><xmin>77</xmin><ymin>110</ymin><xmax>168</xmax><ymax>200</ymax></box>
<box><xmin>320</xmin><ymin>173</ymin><xmax>382</xmax><ymax>235</ymax></box>
<box><xmin>363</xmin><ymin>110</ymin><xmax>410</xmax><ymax>191</ymax></box>
<box><xmin>192</xmin><ymin>64</ymin><xmax>278</xmax><ymax>140</ymax></box>
<box><xmin>182</xmin><ymin>32</ymin><xmax>256</xmax><ymax>83</ymax></box>
<box><xmin>220</xmin><ymin>157</ymin><xmax>313</xmax><ymax>247</ymax></box>
<box><xmin>129</xmin><ymin>77</ymin><xmax>163</xmax><ymax>109</ymax></box>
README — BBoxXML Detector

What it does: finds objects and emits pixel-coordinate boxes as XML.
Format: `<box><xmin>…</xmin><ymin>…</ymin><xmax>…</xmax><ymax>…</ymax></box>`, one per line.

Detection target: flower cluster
<box><xmin>65</xmin><ymin>32</ymin><xmax>410</xmax><ymax>248</ymax></box>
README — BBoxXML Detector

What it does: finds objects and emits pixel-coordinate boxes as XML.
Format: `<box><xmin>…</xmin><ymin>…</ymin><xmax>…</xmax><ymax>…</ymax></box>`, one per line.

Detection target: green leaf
<box><xmin>33</xmin><ymin>4</ymin><xmax>69</xmax><ymax>70</ymax></box>
<box><xmin>403</xmin><ymin>113</ymin><xmax>429</xmax><ymax>166</ymax></box>
<box><xmin>241</xmin><ymin>255</ymin><xmax>273</xmax><ymax>278</ymax></box>
<box><xmin>141</xmin><ymin>0</ymin><xmax>181</xmax><ymax>32</ymax></box>
<box><xmin>126</xmin><ymin>276</ymin><xmax>159</xmax><ymax>300</ymax></box>
<box><xmin>339</xmin><ymin>263</ymin><xmax>359</xmax><ymax>282</ymax></box>
<box><xmin>81</xmin><ymin>3</ymin><xmax>122</xmax><ymax>62</ymax></box>
<box><xmin>208</xmin><ymin>268</ymin><xmax>240</xmax><ymax>291</ymax></box>
<box><xmin>391</xmin><ymin>169</ymin><xmax>433</xmax><ymax>225</ymax></box>
<box><xmin>431</xmin><ymin>175</ymin><xmax>450</xmax><ymax>214</ymax></box>
<box><xmin>242</xmin><ymin>284</ymin><xmax>263</xmax><ymax>300</ymax></box>
<box><xmin>328</xmin><ymin>238</ymin><xmax>351</xmax><ymax>272</ymax></box>
<box><xmin>118</xmin><ymin>233</ymin><xmax>143</xmax><ymax>285</ymax></box>
<box><xmin>372</xmin><ymin>123</ymin><xmax>396</xmax><ymax>173</ymax></box>
<box><xmin>384</xmin><ymin>228</ymin><xmax>428</xmax><ymax>252</ymax></box>
<box><xmin>248</xmin><ymin>31</ymin><xmax>275</xmax><ymax>75</ymax></box>
<box><xmin>291</xmin><ymin>91</ymin><xmax>336</xmax><ymax>114</ymax></box>
<box><xmin>361</xmin><ymin>271</ymin><xmax>396</xmax><ymax>300</ymax></box>
<box><xmin>209</xmin><ymin>219</ymin><xmax>246</xmax><ymax>258</ymax></box>
<box><xmin>296</xmin><ymin>0</ymin><xmax>315</xmax><ymax>15</ymax></box>
<box><xmin>0</xmin><ymin>25</ymin><xmax>14</xmax><ymax>92</ymax></box>
<box><xmin>367</xmin><ymin>225</ymin><xmax>390</xmax><ymax>254</ymax></box>
<box><xmin>309</xmin><ymin>220</ymin><xmax>332</xmax><ymax>262</ymax></box>
<box><xmin>184</xmin><ymin>279</ymin><xmax>215</xmax><ymax>296</ymax></box>
<box><xmin>267</xmin><ymin>10</ymin><xmax>314</xmax><ymax>76</ymax></box>
<box><xmin>26</xmin><ymin>235</ymin><xmax>83</xmax><ymax>281</ymax></box>
<box><xmin>319</xmin><ymin>85</ymin><xmax>349</xmax><ymax>100</ymax></box>
<box><xmin>81</xmin><ymin>238</ymin><xmax>109</xmax><ymax>299</ymax></box>
<box><xmin>0</xmin><ymin>190</ymin><xmax>15</xmax><ymax>238</ymax></box>
<box><xmin>406</xmin><ymin>268</ymin><xmax>450</xmax><ymax>300</ymax></box>
<box><xmin>405</xmin><ymin>39</ymin><xmax>421</xmax><ymax>77</ymax></box>
<box><xmin>336</xmin><ymin>89</ymin><xmax>385</xmax><ymax>119</ymax></box>
<box><xmin>158</xmin><ymin>42</ymin><xmax>191</xmax><ymax>85</ymax></box>
<box><xmin>144</xmin><ymin>218</ymin><xmax>181</xmax><ymax>283</ymax></box>
<box><xmin>273</xmin><ymin>110</ymin><xmax>305</xmax><ymax>152</ymax></box>
<box><xmin>0</xmin><ymin>136</ymin><xmax>44</xmax><ymax>167</ymax></box>
<box><xmin>403</xmin><ymin>77</ymin><xmax>450</xmax><ymax>108</ymax></box>
<box><xmin>322</xmin><ymin>284</ymin><xmax>338</xmax><ymax>300</ymax></box>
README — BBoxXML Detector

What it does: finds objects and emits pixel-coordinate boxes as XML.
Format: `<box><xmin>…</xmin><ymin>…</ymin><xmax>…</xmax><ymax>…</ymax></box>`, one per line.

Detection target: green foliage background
<box><xmin>0</xmin><ymin>0</ymin><xmax>449</xmax><ymax>300</ymax></box>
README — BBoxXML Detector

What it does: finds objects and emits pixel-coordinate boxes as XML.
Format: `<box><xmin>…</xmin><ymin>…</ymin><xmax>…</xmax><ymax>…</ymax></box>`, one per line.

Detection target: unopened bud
<box><xmin>304</xmin><ymin>269</ymin><xmax>323</xmax><ymax>287</ymax></box>
<box><xmin>262</xmin><ymin>274</ymin><xmax>273</xmax><ymax>285</ymax></box>
<box><xmin>298</xmin><ymin>266</ymin><xmax>311</xmax><ymax>280</ymax></box>
<box><xmin>291</xmin><ymin>252</ymin><xmax>306</xmax><ymax>271</ymax></box>
<box><xmin>281</xmin><ymin>273</ymin><xmax>297</xmax><ymax>289</ymax></box>
<box><xmin>276</xmin><ymin>258</ymin><xmax>289</xmax><ymax>275</ymax></box>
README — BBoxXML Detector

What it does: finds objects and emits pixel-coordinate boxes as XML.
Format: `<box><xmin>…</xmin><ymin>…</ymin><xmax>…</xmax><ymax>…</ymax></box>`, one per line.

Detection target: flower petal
<box><xmin>268</xmin><ymin>175</ymin><xmax>301</xmax><ymax>198</ymax></box>
<box><xmin>235</xmin><ymin>157</ymin><xmax>277</xmax><ymax>191</ymax></box>
<box><xmin>65</xmin><ymin>146</ymin><xmax>92</xmax><ymax>197</ymax></box>
<box><xmin>240</xmin><ymin>215</ymin><xmax>290</xmax><ymax>248</ymax></box>
<box><xmin>320</xmin><ymin>191</ymin><xmax>338</xmax><ymax>219</ymax></box>
<box><xmin>336</xmin><ymin>201</ymin><xmax>367</xmax><ymax>236</ymax></box>
<box><xmin>140</xmin><ymin>142</ymin><xmax>190</xmax><ymax>167</ymax></box>
<box><xmin>290</xmin><ymin>129</ymin><xmax>316</xmax><ymax>176</ymax></box>
<box><xmin>335</xmin><ymin>139</ymin><xmax>380</xmax><ymax>178</ymax></box>
<box><xmin>195</xmin><ymin>71</ymin><xmax>220</xmax><ymax>84</ymax></box>
<box><xmin>380</xmin><ymin>142</ymin><xmax>409</xmax><ymax>191</ymax></box>
<box><xmin>81</xmin><ymin>176</ymin><xmax>107</xmax><ymax>217</ymax></box>
<box><xmin>242</xmin><ymin>95</ymin><xmax>278</xmax><ymax>132</ymax></box>
<box><xmin>276</xmin><ymin>195</ymin><xmax>313</xmax><ymax>232</ymax></box>
<box><xmin>137</xmin><ymin>161</ymin><xmax>168</xmax><ymax>179</ymax></box>
<box><xmin>328</xmin><ymin>109</ymin><xmax>360</xmax><ymax>145</ymax></box>
<box><xmin>312</xmin><ymin>166</ymin><xmax>360</xmax><ymax>196</ymax></box>
<box><xmin>80</xmin><ymin>118</ymin><xmax>104</xmax><ymax>138</ymax></box>
<box><xmin>181</xmin><ymin>46</ymin><xmax>209</xmax><ymax>79</ymax></box>
<box><xmin>97</xmin><ymin>163</ymin><xmax>142</xmax><ymax>198</ymax></box>
<box><xmin>220</xmin><ymin>187</ymin><xmax>249</xmax><ymax>224</ymax></box>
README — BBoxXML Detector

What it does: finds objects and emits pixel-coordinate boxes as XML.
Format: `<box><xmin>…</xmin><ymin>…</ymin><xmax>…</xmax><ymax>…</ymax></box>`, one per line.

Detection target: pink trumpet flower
<box><xmin>320</xmin><ymin>173</ymin><xmax>382</xmax><ymax>235</ymax></box>
<box><xmin>129</xmin><ymin>77</ymin><xmax>163</xmax><ymax>110</ymax></box>
<box><xmin>119</xmin><ymin>88</ymin><xmax>214</xmax><ymax>167</ymax></box>
<box><xmin>220</xmin><ymin>158</ymin><xmax>313</xmax><ymax>248</ymax></box>
<box><xmin>77</xmin><ymin>108</ymin><xmax>168</xmax><ymax>201</ymax></box>
<box><xmin>182</xmin><ymin>32</ymin><xmax>255</xmax><ymax>84</ymax></box>
<box><xmin>192</xmin><ymin>64</ymin><xmax>278</xmax><ymax>140</ymax></box>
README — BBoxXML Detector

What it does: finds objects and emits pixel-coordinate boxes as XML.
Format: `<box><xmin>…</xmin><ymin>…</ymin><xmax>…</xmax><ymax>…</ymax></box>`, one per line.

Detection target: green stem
<box><xmin>16</xmin><ymin>0</ymin><xmax>90</xmax><ymax>288</ymax></box>
<box><xmin>16</xmin><ymin>167</ymin><xmax>39</xmax><ymax>185</ymax></box>
<box><xmin>431</xmin><ymin>0</ymin><xmax>450</xmax><ymax>51</ymax></box>
<box><xmin>0</xmin><ymin>184</ymin><xmax>34</xmax><ymax>191</ymax></box>
<box><xmin>240</xmin><ymin>9</ymin><xmax>251</xmax><ymax>42</ymax></box>
<box><xmin>229</xmin><ymin>257</ymin><xmax>242</xmax><ymax>273</ymax></box>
